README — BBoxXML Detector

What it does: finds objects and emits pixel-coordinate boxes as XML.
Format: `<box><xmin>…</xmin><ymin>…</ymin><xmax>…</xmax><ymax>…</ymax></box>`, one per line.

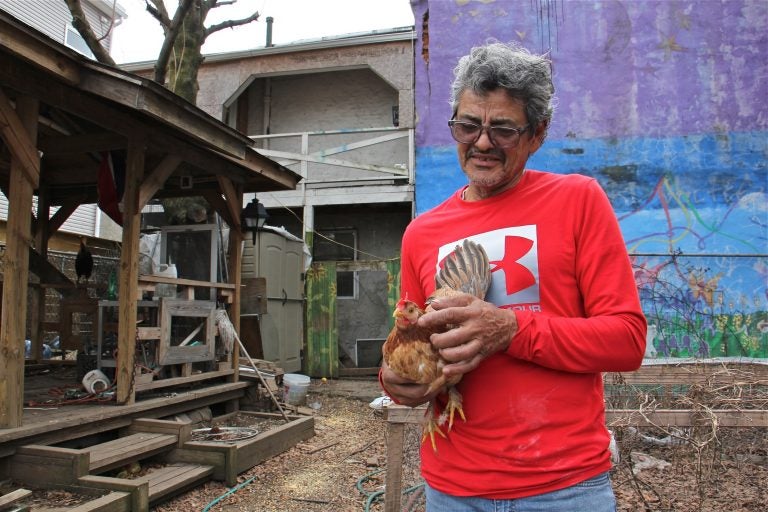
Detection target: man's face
<box><xmin>455</xmin><ymin>89</ymin><xmax>545</xmax><ymax>199</ymax></box>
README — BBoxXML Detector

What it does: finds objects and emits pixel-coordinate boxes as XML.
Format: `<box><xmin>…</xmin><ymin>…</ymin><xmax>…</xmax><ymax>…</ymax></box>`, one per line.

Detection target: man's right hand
<box><xmin>379</xmin><ymin>361</ymin><xmax>438</xmax><ymax>407</ymax></box>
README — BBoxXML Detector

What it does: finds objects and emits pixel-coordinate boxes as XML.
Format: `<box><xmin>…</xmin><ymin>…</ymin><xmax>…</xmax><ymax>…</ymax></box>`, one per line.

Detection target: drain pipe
<box><xmin>266</xmin><ymin>16</ymin><xmax>274</xmax><ymax>47</ymax></box>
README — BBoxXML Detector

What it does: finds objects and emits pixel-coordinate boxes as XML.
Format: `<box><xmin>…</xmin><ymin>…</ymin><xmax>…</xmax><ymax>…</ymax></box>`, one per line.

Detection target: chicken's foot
<box><xmin>438</xmin><ymin>386</ymin><xmax>466</xmax><ymax>431</ymax></box>
<box><xmin>421</xmin><ymin>402</ymin><xmax>446</xmax><ymax>451</ymax></box>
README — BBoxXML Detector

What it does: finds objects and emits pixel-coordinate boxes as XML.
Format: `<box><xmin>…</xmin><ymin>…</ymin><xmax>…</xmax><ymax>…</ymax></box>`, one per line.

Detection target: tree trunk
<box><xmin>166</xmin><ymin>0</ymin><xmax>209</xmax><ymax>103</ymax></box>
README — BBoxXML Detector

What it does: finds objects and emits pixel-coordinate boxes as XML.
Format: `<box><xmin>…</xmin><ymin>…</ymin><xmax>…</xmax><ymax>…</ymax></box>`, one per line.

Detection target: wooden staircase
<box><xmin>10</xmin><ymin>418</ymin><xmax>215</xmax><ymax>511</ymax></box>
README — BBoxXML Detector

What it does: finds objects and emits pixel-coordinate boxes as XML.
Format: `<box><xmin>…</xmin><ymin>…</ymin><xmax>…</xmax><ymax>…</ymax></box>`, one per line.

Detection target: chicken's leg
<box><xmin>439</xmin><ymin>386</ymin><xmax>466</xmax><ymax>431</ymax></box>
<box><xmin>421</xmin><ymin>402</ymin><xmax>446</xmax><ymax>451</ymax></box>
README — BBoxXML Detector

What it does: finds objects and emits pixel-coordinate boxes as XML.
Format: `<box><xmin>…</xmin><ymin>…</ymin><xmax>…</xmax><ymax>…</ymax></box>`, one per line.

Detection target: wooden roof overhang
<box><xmin>0</xmin><ymin>12</ymin><xmax>301</xmax><ymax>427</ymax></box>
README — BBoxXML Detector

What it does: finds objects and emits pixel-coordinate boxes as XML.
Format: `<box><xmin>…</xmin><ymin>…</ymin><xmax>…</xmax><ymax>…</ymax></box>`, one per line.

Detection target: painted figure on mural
<box><xmin>380</xmin><ymin>41</ymin><xmax>647</xmax><ymax>511</ymax></box>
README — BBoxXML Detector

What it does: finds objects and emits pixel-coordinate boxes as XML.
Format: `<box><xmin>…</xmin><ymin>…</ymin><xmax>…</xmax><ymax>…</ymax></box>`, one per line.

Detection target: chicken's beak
<box><xmin>392</xmin><ymin>308</ymin><xmax>403</xmax><ymax>319</ymax></box>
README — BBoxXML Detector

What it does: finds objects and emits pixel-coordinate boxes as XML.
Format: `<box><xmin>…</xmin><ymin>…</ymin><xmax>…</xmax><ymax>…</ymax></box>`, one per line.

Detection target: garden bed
<box><xmin>165</xmin><ymin>410</ymin><xmax>315</xmax><ymax>486</ymax></box>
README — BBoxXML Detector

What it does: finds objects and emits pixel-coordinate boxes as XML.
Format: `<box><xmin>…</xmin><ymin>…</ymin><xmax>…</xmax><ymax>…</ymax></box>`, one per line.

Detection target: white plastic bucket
<box><xmin>283</xmin><ymin>373</ymin><xmax>311</xmax><ymax>406</ymax></box>
<box><xmin>82</xmin><ymin>369</ymin><xmax>110</xmax><ymax>394</ymax></box>
<box><xmin>154</xmin><ymin>263</ymin><xmax>177</xmax><ymax>298</ymax></box>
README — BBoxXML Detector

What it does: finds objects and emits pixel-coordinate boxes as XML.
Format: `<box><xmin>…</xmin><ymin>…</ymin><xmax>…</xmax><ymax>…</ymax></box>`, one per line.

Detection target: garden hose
<box><xmin>356</xmin><ymin>468</ymin><xmax>425</xmax><ymax>512</ymax></box>
<box><xmin>201</xmin><ymin>476</ymin><xmax>256</xmax><ymax>512</ymax></box>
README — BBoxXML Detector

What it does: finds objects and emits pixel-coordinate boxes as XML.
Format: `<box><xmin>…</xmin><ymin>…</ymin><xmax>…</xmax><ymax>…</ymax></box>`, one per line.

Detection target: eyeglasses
<box><xmin>448</xmin><ymin>119</ymin><xmax>529</xmax><ymax>148</ymax></box>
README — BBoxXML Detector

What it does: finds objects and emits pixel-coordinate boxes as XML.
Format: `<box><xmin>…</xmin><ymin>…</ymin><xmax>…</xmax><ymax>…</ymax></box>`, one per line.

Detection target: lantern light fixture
<box><xmin>241</xmin><ymin>197</ymin><xmax>269</xmax><ymax>244</ymax></box>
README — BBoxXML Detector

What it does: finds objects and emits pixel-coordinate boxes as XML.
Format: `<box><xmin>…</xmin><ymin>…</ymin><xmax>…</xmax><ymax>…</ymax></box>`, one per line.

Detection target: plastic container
<box><xmin>283</xmin><ymin>373</ymin><xmax>311</xmax><ymax>406</ymax></box>
<box><xmin>154</xmin><ymin>263</ymin><xmax>177</xmax><ymax>298</ymax></box>
<box><xmin>82</xmin><ymin>369</ymin><xmax>110</xmax><ymax>394</ymax></box>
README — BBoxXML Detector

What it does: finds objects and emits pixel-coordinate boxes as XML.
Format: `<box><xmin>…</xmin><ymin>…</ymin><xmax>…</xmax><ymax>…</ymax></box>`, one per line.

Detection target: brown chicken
<box><xmin>382</xmin><ymin>239</ymin><xmax>491</xmax><ymax>449</ymax></box>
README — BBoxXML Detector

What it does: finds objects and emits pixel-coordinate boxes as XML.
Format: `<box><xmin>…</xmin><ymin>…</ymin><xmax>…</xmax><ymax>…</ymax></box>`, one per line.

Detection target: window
<box><xmin>64</xmin><ymin>24</ymin><xmax>95</xmax><ymax>59</ymax></box>
<box><xmin>314</xmin><ymin>229</ymin><xmax>357</xmax><ymax>299</ymax></box>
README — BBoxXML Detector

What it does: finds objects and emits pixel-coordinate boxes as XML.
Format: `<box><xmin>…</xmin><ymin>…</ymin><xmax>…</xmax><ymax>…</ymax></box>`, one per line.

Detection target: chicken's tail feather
<box><xmin>435</xmin><ymin>239</ymin><xmax>491</xmax><ymax>299</ymax></box>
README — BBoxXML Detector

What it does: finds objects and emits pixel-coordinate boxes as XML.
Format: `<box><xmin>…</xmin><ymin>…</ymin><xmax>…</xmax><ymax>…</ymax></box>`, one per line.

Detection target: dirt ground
<box><xmin>152</xmin><ymin>377</ymin><xmax>767</xmax><ymax>512</ymax></box>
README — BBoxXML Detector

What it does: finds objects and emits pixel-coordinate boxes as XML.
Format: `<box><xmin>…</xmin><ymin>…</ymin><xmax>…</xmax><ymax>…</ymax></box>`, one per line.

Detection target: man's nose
<box><xmin>474</xmin><ymin>126</ymin><xmax>496</xmax><ymax>149</ymax></box>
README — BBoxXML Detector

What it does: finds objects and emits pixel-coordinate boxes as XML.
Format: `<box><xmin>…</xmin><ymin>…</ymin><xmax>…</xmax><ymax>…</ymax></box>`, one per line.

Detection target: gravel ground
<box><xmin>154</xmin><ymin>377</ymin><xmax>418</xmax><ymax>512</ymax></box>
<box><xmin>9</xmin><ymin>372</ymin><xmax>765</xmax><ymax>511</ymax></box>
<box><xmin>152</xmin><ymin>377</ymin><xmax>767</xmax><ymax>512</ymax></box>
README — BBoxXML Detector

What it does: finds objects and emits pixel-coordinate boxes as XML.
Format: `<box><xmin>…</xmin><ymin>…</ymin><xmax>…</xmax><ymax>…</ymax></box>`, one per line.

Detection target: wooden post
<box><xmin>30</xmin><ymin>183</ymin><xmax>50</xmax><ymax>361</ymax></box>
<box><xmin>116</xmin><ymin>139</ymin><xmax>145</xmax><ymax>405</ymax></box>
<box><xmin>0</xmin><ymin>96</ymin><xmax>39</xmax><ymax>428</ymax></box>
<box><xmin>383</xmin><ymin>405</ymin><xmax>426</xmax><ymax>512</ymax></box>
<box><xmin>227</xmin><ymin>187</ymin><xmax>244</xmax><ymax>383</ymax></box>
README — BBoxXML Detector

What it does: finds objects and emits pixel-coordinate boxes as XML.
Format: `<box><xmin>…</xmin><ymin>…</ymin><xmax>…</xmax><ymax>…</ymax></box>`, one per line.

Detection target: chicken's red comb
<box><xmin>396</xmin><ymin>293</ymin><xmax>410</xmax><ymax>308</ymax></box>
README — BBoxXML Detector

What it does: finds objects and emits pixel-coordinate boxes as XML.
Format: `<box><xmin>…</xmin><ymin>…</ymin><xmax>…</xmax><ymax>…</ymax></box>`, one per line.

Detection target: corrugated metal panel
<box><xmin>305</xmin><ymin>261</ymin><xmax>338</xmax><ymax>378</ymax></box>
<box><xmin>0</xmin><ymin>193</ymin><xmax>97</xmax><ymax>237</ymax></box>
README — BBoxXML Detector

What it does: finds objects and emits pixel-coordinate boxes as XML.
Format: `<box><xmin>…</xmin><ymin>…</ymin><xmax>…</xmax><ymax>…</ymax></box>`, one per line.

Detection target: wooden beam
<box><xmin>38</xmin><ymin>131</ymin><xmax>126</xmax><ymax>155</ymax></box>
<box><xmin>200</xmin><ymin>189</ymin><xmax>235</xmax><ymax>228</ymax></box>
<box><xmin>216</xmin><ymin>176</ymin><xmax>242</xmax><ymax>231</ymax></box>
<box><xmin>116</xmin><ymin>138</ymin><xmax>145</xmax><ymax>405</ymax></box>
<box><xmin>0</xmin><ymin>88</ymin><xmax>40</xmax><ymax>187</ymax></box>
<box><xmin>606</xmin><ymin>362</ymin><xmax>768</xmax><ymax>386</ymax></box>
<box><xmin>0</xmin><ymin>96</ymin><xmax>38</xmax><ymax>428</ymax></box>
<box><xmin>0</xmin><ymin>15</ymin><xmax>80</xmax><ymax>85</ymax></box>
<box><xmin>606</xmin><ymin>409</ymin><xmax>768</xmax><ymax>428</ymax></box>
<box><xmin>79</xmin><ymin>66</ymin><xmax>249</xmax><ymax>159</ymax></box>
<box><xmin>47</xmin><ymin>200</ymin><xmax>80</xmax><ymax>234</ymax></box>
<box><xmin>138</xmin><ymin>154</ymin><xmax>181</xmax><ymax>210</ymax></box>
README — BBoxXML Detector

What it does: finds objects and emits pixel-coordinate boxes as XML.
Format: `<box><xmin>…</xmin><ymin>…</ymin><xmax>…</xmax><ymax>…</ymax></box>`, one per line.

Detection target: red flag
<box><xmin>97</xmin><ymin>151</ymin><xmax>125</xmax><ymax>226</ymax></box>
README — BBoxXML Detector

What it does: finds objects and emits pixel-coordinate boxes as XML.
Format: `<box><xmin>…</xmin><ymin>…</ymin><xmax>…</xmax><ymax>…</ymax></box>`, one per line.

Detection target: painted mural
<box><xmin>411</xmin><ymin>0</ymin><xmax>767</xmax><ymax>357</ymax></box>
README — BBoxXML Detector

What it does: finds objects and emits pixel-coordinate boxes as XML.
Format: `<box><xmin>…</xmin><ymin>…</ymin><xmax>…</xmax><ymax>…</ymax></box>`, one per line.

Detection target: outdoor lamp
<box><xmin>241</xmin><ymin>197</ymin><xmax>269</xmax><ymax>244</ymax></box>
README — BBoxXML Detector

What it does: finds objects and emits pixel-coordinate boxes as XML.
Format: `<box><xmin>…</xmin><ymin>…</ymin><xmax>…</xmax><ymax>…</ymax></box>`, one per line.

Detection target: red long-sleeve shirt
<box><xmin>398</xmin><ymin>170</ymin><xmax>646</xmax><ymax>498</ymax></box>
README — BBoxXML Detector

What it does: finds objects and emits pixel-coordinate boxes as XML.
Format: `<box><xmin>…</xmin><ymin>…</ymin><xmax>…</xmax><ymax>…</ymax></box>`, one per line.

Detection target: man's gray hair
<box><xmin>450</xmin><ymin>41</ymin><xmax>555</xmax><ymax>138</ymax></box>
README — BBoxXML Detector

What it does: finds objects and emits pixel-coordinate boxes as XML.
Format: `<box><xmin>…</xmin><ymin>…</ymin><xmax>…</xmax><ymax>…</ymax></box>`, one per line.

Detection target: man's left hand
<box><xmin>419</xmin><ymin>293</ymin><xmax>517</xmax><ymax>377</ymax></box>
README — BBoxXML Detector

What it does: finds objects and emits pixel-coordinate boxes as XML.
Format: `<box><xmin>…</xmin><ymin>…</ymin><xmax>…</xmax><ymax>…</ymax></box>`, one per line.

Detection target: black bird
<box><xmin>75</xmin><ymin>237</ymin><xmax>94</xmax><ymax>285</ymax></box>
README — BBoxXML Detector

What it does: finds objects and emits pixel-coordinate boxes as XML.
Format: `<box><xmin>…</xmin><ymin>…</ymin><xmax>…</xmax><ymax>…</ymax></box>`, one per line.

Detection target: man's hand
<box><xmin>420</xmin><ymin>293</ymin><xmax>517</xmax><ymax>378</ymax></box>
<box><xmin>380</xmin><ymin>361</ymin><xmax>441</xmax><ymax>407</ymax></box>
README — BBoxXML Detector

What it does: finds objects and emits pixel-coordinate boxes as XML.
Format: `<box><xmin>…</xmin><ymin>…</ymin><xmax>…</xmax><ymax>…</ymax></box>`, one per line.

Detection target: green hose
<box><xmin>201</xmin><ymin>476</ymin><xmax>256</xmax><ymax>512</ymax></box>
<box><xmin>357</xmin><ymin>468</ymin><xmax>425</xmax><ymax>512</ymax></box>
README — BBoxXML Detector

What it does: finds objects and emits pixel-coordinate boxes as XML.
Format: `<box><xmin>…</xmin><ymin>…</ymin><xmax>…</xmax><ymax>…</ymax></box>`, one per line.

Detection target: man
<box><xmin>380</xmin><ymin>41</ymin><xmax>646</xmax><ymax>511</ymax></box>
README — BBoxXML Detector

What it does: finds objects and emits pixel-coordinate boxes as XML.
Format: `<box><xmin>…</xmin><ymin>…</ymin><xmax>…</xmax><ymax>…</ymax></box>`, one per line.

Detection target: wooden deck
<box><xmin>0</xmin><ymin>365</ymin><xmax>248</xmax><ymax>456</ymax></box>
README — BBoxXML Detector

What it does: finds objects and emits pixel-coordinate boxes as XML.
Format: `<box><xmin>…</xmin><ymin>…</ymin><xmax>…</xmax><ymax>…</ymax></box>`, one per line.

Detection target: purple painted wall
<box><xmin>411</xmin><ymin>0</ymin><xmax>767</xmax><ymax>358</ymax></box>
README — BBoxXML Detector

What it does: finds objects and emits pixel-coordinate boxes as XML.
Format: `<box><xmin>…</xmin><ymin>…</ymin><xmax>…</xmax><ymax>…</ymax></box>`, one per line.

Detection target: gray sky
<box><xmin>112</xmin><ymin>0</ymin><xmax>415</xmax><ymax>64</ymax></box>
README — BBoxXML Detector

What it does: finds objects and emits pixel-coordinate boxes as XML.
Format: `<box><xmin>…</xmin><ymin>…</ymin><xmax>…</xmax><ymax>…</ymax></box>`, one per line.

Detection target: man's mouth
<box><xmin>467</xmin><ymin>150</ymin><xmax>503</xmax><ymax>166</ymax></box>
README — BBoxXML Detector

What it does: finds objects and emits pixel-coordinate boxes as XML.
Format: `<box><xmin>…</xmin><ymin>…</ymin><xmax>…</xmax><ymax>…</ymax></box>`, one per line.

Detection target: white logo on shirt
<box><xmin>436</xmin><ymin>226</ymin><xmax>540</xmax><ymax>307</ymax></box>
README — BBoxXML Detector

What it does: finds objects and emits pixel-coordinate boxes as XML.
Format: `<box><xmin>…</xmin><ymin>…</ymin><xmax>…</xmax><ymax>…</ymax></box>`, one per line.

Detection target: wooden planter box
<box><xmin>69</xmin><ymin>490</ymin><xmax>132</xmax><ymax>512</ymax></box>
<box><xmin>0</xmin><ymin>486</ymin><xmax>131</xmax><ymax>512</ymax></box>
<box><xmin>165</xmin><ymin>411</ymin><xmax>315</xmax><ymax>486</ymax></box>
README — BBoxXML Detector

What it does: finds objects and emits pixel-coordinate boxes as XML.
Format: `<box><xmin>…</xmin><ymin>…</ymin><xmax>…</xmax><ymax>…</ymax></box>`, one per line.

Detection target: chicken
<box><xmin>75</xmin><ymin>237</ymin><xmax>94</xmax><ymax>285</ymax></box>
<box><xmin>383</xmin><ymin>239</ymin><xmax>491</xmax><ymax>449</ymax></box>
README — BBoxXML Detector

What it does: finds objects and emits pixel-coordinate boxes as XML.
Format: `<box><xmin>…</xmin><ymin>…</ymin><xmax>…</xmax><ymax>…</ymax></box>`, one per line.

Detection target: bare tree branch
<box><xmin>64</xmin><ymin>0</ymin><xmax>116</xmax><ymax>65</ymax></box>
<box><xmin>205</xmin><ymin>11</ymin><xmax>260</xmax><ymax>37</ymax></box>
<box><xmin>154</xmin><ymin>0</ymin><xmax>196</xmax><ymax>85</ymax></box>
<box><xmin>145</xmin><ymin>0</ymin><xmax>172</xmax><ymax>29</ymax></box>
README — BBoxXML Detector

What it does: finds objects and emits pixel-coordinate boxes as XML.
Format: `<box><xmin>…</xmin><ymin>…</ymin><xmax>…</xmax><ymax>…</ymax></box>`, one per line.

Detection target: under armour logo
<box><xmin>489</xmin><ymin>236</ymin><xmax>536</xmax><ymax>295</ymax></box>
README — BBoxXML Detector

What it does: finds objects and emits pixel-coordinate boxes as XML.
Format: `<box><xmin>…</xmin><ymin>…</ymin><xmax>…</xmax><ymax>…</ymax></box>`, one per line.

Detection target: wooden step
<box><xmin>143</xmin><ymin>463</ymin><xmax>214</xmax><ymax>503</ymax></box>
<box><xmin>86</xmin><ymin>432</ymin><xmax>178</xmax><ymax>473</ymax></box>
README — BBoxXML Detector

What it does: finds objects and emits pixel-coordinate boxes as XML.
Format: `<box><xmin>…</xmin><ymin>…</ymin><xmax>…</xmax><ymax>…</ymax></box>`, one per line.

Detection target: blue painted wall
<box><xmin>412</xmin><ymin>0</ymin><xmax>767</xmax><ymax>357</ymax></box>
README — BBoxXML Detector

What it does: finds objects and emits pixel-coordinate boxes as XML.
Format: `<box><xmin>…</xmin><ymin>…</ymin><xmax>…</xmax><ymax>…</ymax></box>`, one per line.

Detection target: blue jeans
<box><xmin>425</xmin><ymin>472</ymin><xmax>616</xmax><ymax>512</ymax></box>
